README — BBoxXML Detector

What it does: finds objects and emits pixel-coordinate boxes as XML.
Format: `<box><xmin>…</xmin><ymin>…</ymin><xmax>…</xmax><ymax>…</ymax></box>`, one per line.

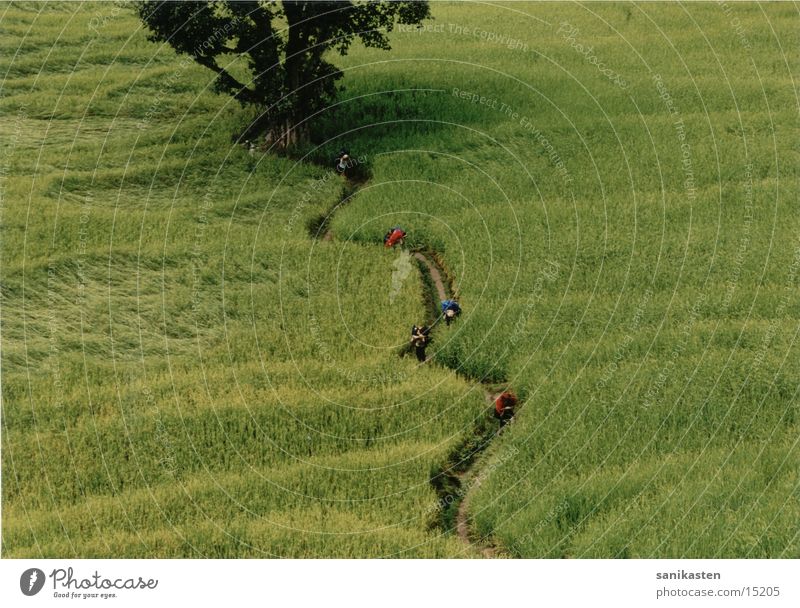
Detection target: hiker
<box><xmin>384</xmin><ymin>226</ymin><xmax>406</xmax><ymax>248</ymax></box>
<box><xmin>494</xmin><ymin>391</ymin><xmax>517</xmax><ymax>427</ymax></box>
<box><xmin>334</xmin><ymin>148</ymin><xmax>351</xmax><ymax>173</ymax></box>
<box><xmin>441</xmin><ymin>299</ymin><xmax>461</xmax><ymax>326</ymax></box>
<box><xmin>410</xmin><ymin>324</ymin><xmax>430</xmax><ymax>362</ymax></box>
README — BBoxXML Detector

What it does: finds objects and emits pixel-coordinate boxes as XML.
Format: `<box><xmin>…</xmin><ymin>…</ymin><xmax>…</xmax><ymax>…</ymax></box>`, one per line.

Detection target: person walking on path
<box><xmin>441</xmin><ymin>299</ymin><xmax>461</xmax><ymax>326</ymax></box>
<box><xmin>411</xmin><ymin>324</ymin><xmax>430</xmax><ymax>362</ymax></box>
<box><xmin>494</xmin><ymin>391</ymin><xmax>517</xmax><ymax>428</ymax></box>
<box><xmin>334</xmin><ymin>148</ymin><xmax>351</xmax><ymax>174</ymax></box>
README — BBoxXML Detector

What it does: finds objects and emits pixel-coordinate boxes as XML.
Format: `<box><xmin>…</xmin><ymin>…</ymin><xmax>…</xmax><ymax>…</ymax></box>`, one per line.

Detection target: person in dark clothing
<box><xmin>494</xmin><ymin>391</ymin><xmax>517</xmax><ymax>428</ymax></box>
<box><xmin>411</xmin><ymin>324</ymin><xmax>430</xmax><ymax>362</ymax></box>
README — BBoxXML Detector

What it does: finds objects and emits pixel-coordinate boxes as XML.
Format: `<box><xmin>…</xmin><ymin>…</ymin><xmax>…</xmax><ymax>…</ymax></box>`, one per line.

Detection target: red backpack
<box><xmin>385</xmin><ymin>228</ymin><xmax>406</xmax><ymax>248</ymax></box>
<box><xmin>495</xmin><ymin>392</ymin><xmax>517</xmax><ymax>416</ymax></box>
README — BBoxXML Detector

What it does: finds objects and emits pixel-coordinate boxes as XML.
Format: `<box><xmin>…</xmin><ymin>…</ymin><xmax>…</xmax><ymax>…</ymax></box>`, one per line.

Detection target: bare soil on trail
<box><xmin>453</xmin><ymin>389</ymin><xmax>506</xmax><ymax>558</ymax></box>
<box><xmin>412</xmin><ymin>252</ymin><xmax>447</xmax><ymax>303</ymax></box>
<box><xmin>456</xmin><ymin>490</ymin><xmax>499</xmax><ymax>558</ymax></box>
<box><xmin>317</xmin><ymin>176</ymin><xmax>508</xmax><ymax>558</ymax></box>
<box><xmin>414</xmin><ymin>251</ymin><xmax>507</xmax><ymax>558</ymax></box>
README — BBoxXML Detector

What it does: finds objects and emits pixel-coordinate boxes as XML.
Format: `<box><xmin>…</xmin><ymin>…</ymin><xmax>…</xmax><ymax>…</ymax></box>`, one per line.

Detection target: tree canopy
<box><xmin>137</xmin><ymin>0</ymin><xmax>430</xmax><ymax>147</ymax></box>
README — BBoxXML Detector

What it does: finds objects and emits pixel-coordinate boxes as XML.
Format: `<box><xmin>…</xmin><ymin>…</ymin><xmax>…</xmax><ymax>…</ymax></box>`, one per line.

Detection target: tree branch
<box><xmin>194</xmin><ymin>55</ymin><xmax>260</xmax><ymax>104</ymax></box>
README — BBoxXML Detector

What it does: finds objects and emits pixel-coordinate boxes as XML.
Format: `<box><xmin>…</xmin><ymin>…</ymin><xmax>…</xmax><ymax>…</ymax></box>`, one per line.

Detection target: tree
<box><xmin>137</xmin><ymin>1</ymin><xmax>430</xmax><ymax>148</ymax></box>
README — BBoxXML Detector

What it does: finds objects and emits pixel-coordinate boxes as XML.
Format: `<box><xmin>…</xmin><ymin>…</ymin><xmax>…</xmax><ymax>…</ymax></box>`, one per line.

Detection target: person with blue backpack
<box><xmin>441</xmin><ymin>299</ymin><xmax>462</xmax><ymax>326</ymax></box>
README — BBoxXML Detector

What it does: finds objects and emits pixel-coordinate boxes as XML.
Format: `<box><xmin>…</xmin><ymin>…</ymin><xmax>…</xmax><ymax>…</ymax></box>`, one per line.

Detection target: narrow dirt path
<box><xmin>412</xmin><ymin>252</ymin><xmax>447</xmax><ymax>302</ymax></box>
<box><xmin>413</xmin><ymin>251</ymin><xmax>506</xmax><ymax>557</ymax></box>
<box><xmin>456</xmin><ymin>484</ymin><xmax>497</xmax><ymax>558</ymax></box>
<box><xmin>313</xmin><ymin>174</ymin><xmax>508</xmax><ymax>558</ymax></box>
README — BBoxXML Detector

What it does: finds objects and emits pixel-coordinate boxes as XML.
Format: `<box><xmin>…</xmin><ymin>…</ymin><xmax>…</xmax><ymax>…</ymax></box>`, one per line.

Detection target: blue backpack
<box><xmin>441</xmin><ymin>299</ymin><xmax>461</xmax><ymax>314</ymax></box>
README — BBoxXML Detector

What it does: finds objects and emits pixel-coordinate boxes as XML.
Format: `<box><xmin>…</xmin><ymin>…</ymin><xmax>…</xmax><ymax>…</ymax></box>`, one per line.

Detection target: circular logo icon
<box><xmin>20</xmin><ymin>568</ymin><xmax>46</xmax><ymax>596</ymax></box>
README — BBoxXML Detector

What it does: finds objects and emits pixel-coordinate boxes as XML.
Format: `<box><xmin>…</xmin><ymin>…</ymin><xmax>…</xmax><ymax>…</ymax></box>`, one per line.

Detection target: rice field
<box><xmin>2</xmin><ymin>1</ymin><xmax>798</xmax><ymax>558</ymax></box>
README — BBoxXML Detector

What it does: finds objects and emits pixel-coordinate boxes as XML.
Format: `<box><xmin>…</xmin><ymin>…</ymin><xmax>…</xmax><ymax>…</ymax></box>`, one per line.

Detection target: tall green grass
<box><xmin>2</xmin><ymin>1</ymin><xmax>798</xmax><ymax>558</ymax></box>
<box><xmin>328</xmin><ymin>1</ymin><xmax>799</xmax><ymax>557</ymax></box>
<box><xmin>1</xmin><ymin>1</ymin><xmax>484</xmax><ymax>558</ymax></box>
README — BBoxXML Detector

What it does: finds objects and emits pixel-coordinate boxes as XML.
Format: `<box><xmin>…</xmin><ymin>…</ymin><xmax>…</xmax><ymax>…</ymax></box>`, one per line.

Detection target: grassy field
<box><xmin>2</xmin><ymin>1</ymin><xmax>799</xmax><ymax>558</ymax></box>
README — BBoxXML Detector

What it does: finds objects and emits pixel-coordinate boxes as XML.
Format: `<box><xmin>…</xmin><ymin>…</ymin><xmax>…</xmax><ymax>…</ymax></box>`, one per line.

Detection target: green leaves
<box><xmin>136</xmin><ymin>1</ymin><xmax>431</xmax><ymax>145</ymax></box>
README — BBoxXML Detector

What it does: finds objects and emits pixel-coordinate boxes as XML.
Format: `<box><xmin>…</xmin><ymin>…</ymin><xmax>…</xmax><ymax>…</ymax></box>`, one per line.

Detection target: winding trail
<box><xmin>311</xmin><ymin>171</ymin><xmax>509</xmax><ymax>558</ymax></box>
<box><xmin>412</xmin><ymin>252</ymin><xmax>447</xmax><ymax>301</ymax></box>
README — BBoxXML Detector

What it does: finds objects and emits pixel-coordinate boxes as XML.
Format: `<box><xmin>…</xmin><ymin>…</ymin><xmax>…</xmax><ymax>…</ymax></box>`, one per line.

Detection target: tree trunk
<box><xmin>239</xmin><ymin>4</ymin><xmax>311</xmax><ymax>151</ymax></box>
<box><xmin>258</xmin><ymin>120</ymin><xmax>301</xmax><ymax>151</ymax></box>
<box><xmin>282</xmin><ymin>2</ymin><xmax>306</xmax><ymax>149</ymax></box>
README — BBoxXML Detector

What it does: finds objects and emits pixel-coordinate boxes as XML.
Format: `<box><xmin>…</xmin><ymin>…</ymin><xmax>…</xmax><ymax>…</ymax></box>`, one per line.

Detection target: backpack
<box><xmin>441</xmin><ymin>299</ymin><xmax>460</xmax><ymax>314</ymax></box>
<box><xmin>385</xmin><ymin>228</ymin><xmax>405</xmax><ymax>248</ymax></box>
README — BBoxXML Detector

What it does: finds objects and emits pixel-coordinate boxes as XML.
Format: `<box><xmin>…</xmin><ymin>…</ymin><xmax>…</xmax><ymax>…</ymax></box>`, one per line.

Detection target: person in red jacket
<box><xmin>494</xmin><ymin>391</ymin><xmax>517</xmax><ymax>427</ymax></box>
<box><xmin>383</xmin><ymin>226</ymin><xmax>406</xmax><ymax>248</ymax></box>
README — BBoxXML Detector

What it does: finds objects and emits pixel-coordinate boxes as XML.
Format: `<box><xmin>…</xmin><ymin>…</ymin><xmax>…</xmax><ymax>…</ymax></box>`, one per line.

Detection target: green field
<box><xmin>2</xmin><ymin>1</ymin><xmax>798</xmax><ymax>558</ymax></box>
